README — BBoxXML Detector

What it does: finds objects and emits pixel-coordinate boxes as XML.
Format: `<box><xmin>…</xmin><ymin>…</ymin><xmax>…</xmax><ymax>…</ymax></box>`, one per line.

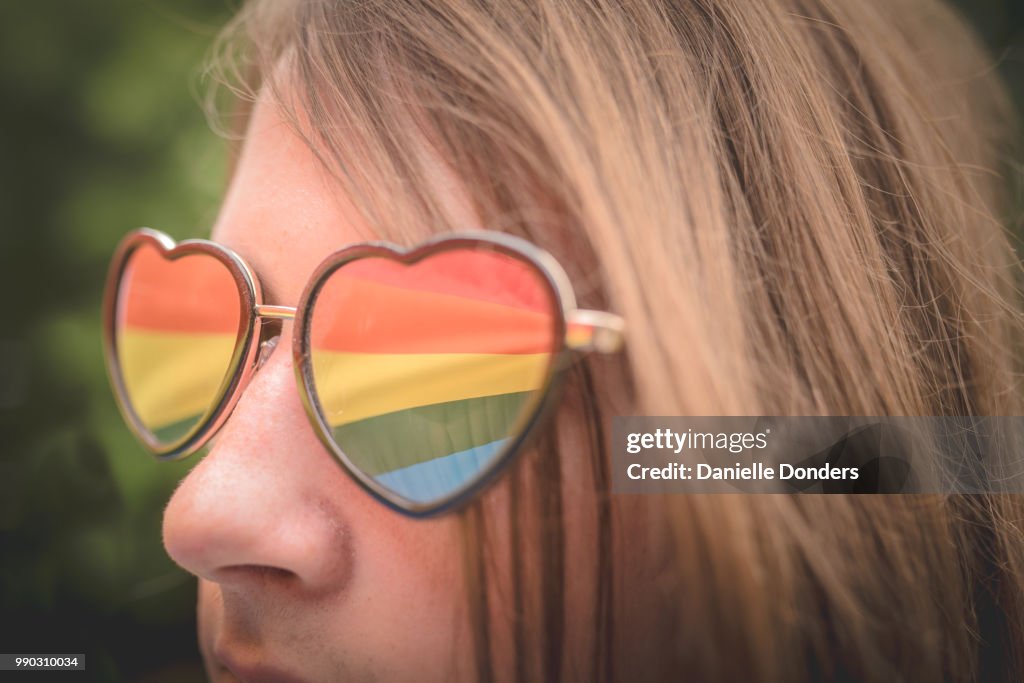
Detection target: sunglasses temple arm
<box><xmin>565</xmin><ymin>309</ymin><xmax>625</xmax><ymax>353</ymax></box>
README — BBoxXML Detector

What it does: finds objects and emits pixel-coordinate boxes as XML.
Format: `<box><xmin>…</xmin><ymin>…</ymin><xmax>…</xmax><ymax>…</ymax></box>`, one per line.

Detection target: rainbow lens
<box><xmin>307</xmin><ymin>247</ymin><xmax>558</xmax><ymax>508</ymax></box>
<box><xmin>112</xmin><ymin>243</ymin><xmax>243</xmax><ymax>447</ymax></box>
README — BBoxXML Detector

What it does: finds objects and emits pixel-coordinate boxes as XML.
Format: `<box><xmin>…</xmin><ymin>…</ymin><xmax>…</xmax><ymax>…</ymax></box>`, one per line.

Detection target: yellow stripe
<box><xmin>118</xmin><ymin>329</ymin><xmax>237</xmax><ymax>430</ymax></box>
<box><xmin>312</xmin><ymin>351</ymin><xmax>551</xmax><ymax>427</ymax></box>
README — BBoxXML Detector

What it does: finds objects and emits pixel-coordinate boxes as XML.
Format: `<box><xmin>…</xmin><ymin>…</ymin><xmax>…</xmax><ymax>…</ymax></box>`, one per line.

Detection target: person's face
<box><xmin>161</xmin><ymin>95</ymin><xmax>479</xmax><ymax>682</ymax></box>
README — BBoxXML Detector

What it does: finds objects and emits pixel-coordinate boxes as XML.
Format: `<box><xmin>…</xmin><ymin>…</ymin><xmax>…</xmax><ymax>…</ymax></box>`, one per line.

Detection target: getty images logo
<box><xmin>625</xmin><ymin>427</ymin><xmax>770</xmax><ymax>455</ymax></box>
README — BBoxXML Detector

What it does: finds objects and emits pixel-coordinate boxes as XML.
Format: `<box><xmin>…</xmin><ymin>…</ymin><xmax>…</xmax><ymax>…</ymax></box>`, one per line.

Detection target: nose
<box><xmin>162</xmin><ymin>327</ymin><xmax>354</xmax><ymax>594</ymax></box>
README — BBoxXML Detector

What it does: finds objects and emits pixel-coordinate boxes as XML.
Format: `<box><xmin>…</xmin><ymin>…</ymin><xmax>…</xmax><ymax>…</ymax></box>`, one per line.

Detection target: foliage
<box><xmin>0</xmin><ymin>2</ymin><xmax>230</xmax><ymax>680</ymax></box>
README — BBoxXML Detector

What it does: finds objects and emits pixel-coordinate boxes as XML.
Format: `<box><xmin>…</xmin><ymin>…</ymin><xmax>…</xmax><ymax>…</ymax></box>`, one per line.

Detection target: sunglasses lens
<box><xmin>308</xmin><ymin>247</ymin><xmax>559</xmax><ymax>508</ymax></box>
<box><xmin>113</xmin><ymin>244</ymin><xmax>243</xmax><ymax>447</ymax></box>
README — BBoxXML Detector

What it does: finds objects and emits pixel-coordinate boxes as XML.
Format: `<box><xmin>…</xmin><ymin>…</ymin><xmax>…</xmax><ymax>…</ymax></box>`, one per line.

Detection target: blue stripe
<box><xmin>374</xmin><ymin>438</ymin><xmax>508</xmax><ymax>504</ymax></box>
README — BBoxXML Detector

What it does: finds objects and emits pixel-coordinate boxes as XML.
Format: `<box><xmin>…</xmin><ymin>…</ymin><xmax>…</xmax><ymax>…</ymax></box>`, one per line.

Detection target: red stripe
<box><xmin>337</xmin><ymin>251</ymin><xmax>551</xmax><ymax>312</ymax></box>
<box><xmin>312</xmin><ymin>273</ymin><xmax>556</xmax><ymax>354</ymax></box>
<box><xmin>119</xmin><ymin>245</ymin><xmax>241</xmax><ymax>335</ymax></box>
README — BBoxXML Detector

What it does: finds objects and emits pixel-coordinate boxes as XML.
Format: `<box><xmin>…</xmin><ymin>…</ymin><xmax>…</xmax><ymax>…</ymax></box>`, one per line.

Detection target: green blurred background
<box><xmin>0</xmin><ymin>1</ymin><xmax>1020</xmax><ymax>681</ymax></box>
<box><xmin>1</xmin><ymin>1</ymin><xmax>230</xmax><ymax>681</ymax></box>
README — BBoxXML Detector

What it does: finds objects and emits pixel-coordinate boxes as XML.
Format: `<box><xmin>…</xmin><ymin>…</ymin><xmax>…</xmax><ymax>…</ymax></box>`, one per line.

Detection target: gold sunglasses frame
<box><xmin>103</xmin><ymin>227</ymin><xmax>624</xmax><ymax>516</ymax></box>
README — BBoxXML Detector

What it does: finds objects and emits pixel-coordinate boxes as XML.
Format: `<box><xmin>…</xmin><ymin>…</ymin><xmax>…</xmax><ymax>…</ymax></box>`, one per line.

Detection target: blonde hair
<box><xmin>211</xmin><ymin>0</ymin><xmax>1024</xmax><ymax>680</ymax></box>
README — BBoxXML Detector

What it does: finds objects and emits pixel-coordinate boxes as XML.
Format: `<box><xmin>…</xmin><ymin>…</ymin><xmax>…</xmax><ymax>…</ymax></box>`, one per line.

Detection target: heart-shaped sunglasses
<box><xmin>102</xmin><ymin>228</ymin><xmax>624</xmax><ymax>516</ymax></box>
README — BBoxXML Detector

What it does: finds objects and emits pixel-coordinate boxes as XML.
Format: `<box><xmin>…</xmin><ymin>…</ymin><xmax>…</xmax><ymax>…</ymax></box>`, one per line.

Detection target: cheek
<box><xmin>317</xmin><ymin>512</ymin><xmax>477</xmax><ymax>682</ymax></box>
<box><xmin>341</xmin><ymin>512</ymin><xmax>471</xmax><ymax>654</ymax></box>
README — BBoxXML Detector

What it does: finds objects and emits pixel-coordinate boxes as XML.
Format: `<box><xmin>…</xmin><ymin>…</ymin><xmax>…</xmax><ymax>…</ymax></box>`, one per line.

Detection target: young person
<box><xmin>104</xmin><ymin>0</ymin><xmax>1024</xmax><ymax>680</ymax></box>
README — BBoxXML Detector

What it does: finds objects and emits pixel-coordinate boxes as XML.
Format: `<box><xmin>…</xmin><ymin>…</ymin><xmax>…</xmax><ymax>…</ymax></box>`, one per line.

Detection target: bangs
<box><xmin>204</xmin><ymin>0</ymin><xmax>581</xmax><ymax>256</ymax></box>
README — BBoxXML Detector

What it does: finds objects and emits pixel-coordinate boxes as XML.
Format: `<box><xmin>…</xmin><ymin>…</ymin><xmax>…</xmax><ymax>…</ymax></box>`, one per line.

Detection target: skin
<box><xmin>162</xmin><ymin>94</ymin><xmax>477</xmax><ymax>682</ymax></box>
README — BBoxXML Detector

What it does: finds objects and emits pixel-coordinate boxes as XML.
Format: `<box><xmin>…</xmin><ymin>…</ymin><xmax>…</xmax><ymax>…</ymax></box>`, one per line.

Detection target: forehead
<box><xmin>209</xmin><ymin>91</ymin><xmax>483</xmax><ymax>305</ymax></box>
<box><xmin>210</xmin><ymin>93</ymin><xmax>375</xmax><ymax>304</ymax></box>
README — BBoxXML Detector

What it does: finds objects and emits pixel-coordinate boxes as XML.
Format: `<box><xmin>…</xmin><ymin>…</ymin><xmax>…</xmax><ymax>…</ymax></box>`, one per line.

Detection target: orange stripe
<box><xmin>119</xmin><ymin>244</ymin><xmax>241</xmax><ymax>334</ymax></box>
<box><xmin>338</xmin><ymin>251</ymin><xmax>551</xmax><ymax>312</ymax></box>
<box><xmin>312</xmin><ymin>275</ymin><xmax>556</xmax><ymax>354</ymax></box>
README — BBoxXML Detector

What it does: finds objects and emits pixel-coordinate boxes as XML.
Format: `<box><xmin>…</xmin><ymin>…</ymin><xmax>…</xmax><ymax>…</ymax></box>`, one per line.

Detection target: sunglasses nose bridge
<box><xmin>256</xmin><ymin>304</ymin><xmax>297</xmax><ymax>321</ymax></box>
<box><xmin>253</xmin><ymin>306</ymin><xmax>297</xmax><ymax>371</ymax></box>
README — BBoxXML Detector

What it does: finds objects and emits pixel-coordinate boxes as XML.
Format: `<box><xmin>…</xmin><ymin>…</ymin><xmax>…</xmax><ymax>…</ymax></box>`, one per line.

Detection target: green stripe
<box><xmin>332</xmin><ymin>391</ymin><xmax>534</xmax><ymax>475</ymax></box>
<box><xmin>151</xmin><ymin>414</ymin><xmax>202</xmax><ymax>445</ymax></box>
